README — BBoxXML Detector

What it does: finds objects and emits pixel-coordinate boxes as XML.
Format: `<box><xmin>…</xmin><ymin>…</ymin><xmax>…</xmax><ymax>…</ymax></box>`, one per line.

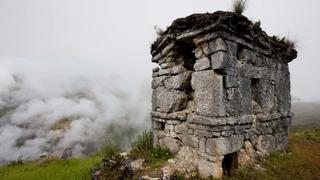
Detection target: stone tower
<box><xmin>150</xmin><ymin>11</ymin><xmax>297</xmax><ymax>178</ymax></box>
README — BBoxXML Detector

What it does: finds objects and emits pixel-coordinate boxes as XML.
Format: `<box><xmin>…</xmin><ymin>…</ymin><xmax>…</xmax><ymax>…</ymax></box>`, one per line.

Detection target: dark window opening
<box><xmin>222</xmin><ymin>152</ymin><xmax>238</xmax><ymax>176</ymax></box>
<box><xmin>251</xmin><ymin>78</ymin><xmax>262</xmax><ymax>115</ymax></box>
<box><xmin>236</xmin><ymin>44</ymin><xmax>245</xmax><ymax>61</ymax></box>
<box><xmin>156</xmin><ymin>121</ymin><xmax>165</xmax><ymax>130</ymax></box>
<box><xmin>251</xmin><ymin>79</ymin><xmax>259</xmax><ymax>103</ymax></box>
<box><xmin>176</xmin><ymin>41</ymin><xmax>197</xmax><ymax>70</ymax></box>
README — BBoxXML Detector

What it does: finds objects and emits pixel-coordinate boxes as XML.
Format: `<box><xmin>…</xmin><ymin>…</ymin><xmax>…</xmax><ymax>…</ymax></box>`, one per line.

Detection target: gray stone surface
<box><xmin>197</xmin><ymin>159</ymin><xmax>222</xmax><ymax>178</ymax></box>
<box><xmin>194</xmin><ymin>57</ymin><xmax>211</xmax><ymax>71</ymax></box>
<box><xmin>152</xmin><ymin>87</ymin><xmax>188</xmax><ymax>113</ymax></box>
<box><xmin>159</xmin><ymin>137</ymin><xmax>181</xmax><ymax>154</ymax></box>
<box><xmin>164</xmin><ymin>71</ymin><xmax>192</xmax><ymax>90</ymax></box>
<box><xmin>191</xmin><ymin>70</ymin><xmax>225</xmax><ymax>117</ymax></box>
<box><xmin>200</xmin><ymin>38</ymin><xmax>227</xmax><ymax>56</ymax></box>
<box><xmin>175</xmin><ymin>124</ymin><xmax>188</xmax><ymax>134</ymax></box>
<box><xmin>206</xmin><ymin>135</ymin><xmax>244</xmax><ymax>156</ymax></box>
<box><xmin>210</xmin><ymin>51</ymin><xmax>232</xmax><ymax>70</ymax></box>
<box><xmin>151</xmin><ymin>75</ymin><xmax>169</xmax><ymax>89</ymax></box>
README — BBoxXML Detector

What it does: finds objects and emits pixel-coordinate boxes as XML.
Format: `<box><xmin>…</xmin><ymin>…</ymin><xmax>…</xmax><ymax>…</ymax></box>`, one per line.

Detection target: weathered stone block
<box><xmin>175</xmin><ymin>123</ymin><xmax>188</xmax><ymax>134</ymax></box>
<box><xmin>151</xmin><ymin>75</ymin><xmax>169</xmax><ymax>89</ymax></box>
<box><xmin>192</xmin><ymin>47</ymin><xmax>205</xmax><ymax>58</ymax></box>
<box><xmin>191</xmin><ymin>70</ymin><xmax>225</xmax><ymax>117</ymax></box>
<box><xmin>187</xmin><ymin>113</ymin><xmax>226</xmax><ymax>126</ymax></box>
<box><xmin>159</xmin><ymin>137</ymin><xmax>181</xmax><ymax>154</ymax></box>
<box><xmin>226</xmin><ymin>40</ymin><xmax>238</xmax><ymax>57</ymax></box>
<box><xmin>153</xmin><ymin>87</ymin><xmax>188</xmax><ymax>113</ymax></box>
<box><xmin>211</xmin><ymin>51</ymin><xmax>232</xmax><ymax>70</ymax></box>
<box><xmin>180</xmin><ymin>134</ymin><xmax>199</xmax><ymax>148</ymax></box>
<box><xmin>198</xmin><ymin>160</ymin><xmax>223</xmax><ymax>179</ymax></box>
<box><xmin>238</xmin><ymin>48</ymin><xmax>256</xmax><ymax>63</ymax></box>
<box><xmin>194</xmin><ymin>57</ymin><xmax>211</xmax><ymax>71</ymax></box>
<box><xmin>151</xmin><ymin>111</ymin><xmax>187</xmax><ymax>121</ymax></box>
<box><xmin>206</xmin><ymin>135</ymin><xmax>244</xmax><ymax>156</ymax></box>
<box><xmin>199</xmin><ymin>137</ymin><xmax>206</xmax><ymax>152</ymax></box>
<box><xmin>239</xmin><ymin>78</ymin><xmax>252</xmax><ymax>115</ymax></box>
<box><xmin>201</xmin><ymin>38</ymin><xmax>227</xmax><ymax>56</ymax></box>
<box><xmin>165</xmin><ymin>124</ymin><xmax>175</xmax><ymax>131</ymax></box>
<box><xmin>196</xmin><ymin>129</ymin><xmax>220</xmax><ymax>138</ymax></box>
<box><xmin>158</xmin><ymin>65</ymin><xmax>187</xmax><ymax>76</ymax></box>
<box><xmin>164</xmin><ymin>71</ymin><xmax>192</xmax><ymax>90</ymax></box>
<box><xmin>224</xmin><ymin>75</ymin><xmax>238</xmax><ymax>88</ymax></box>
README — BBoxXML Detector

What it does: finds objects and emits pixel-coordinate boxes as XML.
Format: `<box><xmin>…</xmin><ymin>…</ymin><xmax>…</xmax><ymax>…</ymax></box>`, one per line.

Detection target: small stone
<box><xmin>119</xmin><ymin>152</ymin><xmax>128</xmax><ymax>157</ymax></box>
<box><xmin>162</xmin><ymin>165</ymin><xmax>175</xmax><ymax>180</ymax></box>
<box><xmin>194</xmin><ymin>57</ymin><xmax>211</xmax><ymax>71</ymax></box>
<box><xmin>152</xmin><ymin>67</ymin><xmax>160</xmax><ymax>72</ymax></box>
<box><xmin>160</xmin><ymin>62</ymin><xmax>175</xmax><ymax>69</ymax></box>
<box><xmin>130</xmin><ymin>159</ymin><xmax>145</xmax><ymax>171</ymax></box>
<box><xmin>199</xmin><ymin>137</ymin><xmax>206</xmax><ymax>152</ymax></box>
<box><xmin>175</xmin><ymin>124</ymin><xmax>188</xmax><ymax>134</ymax></box>
<box><xmin>192</xmin><ymin>47</ymin><xmax>205</xmax><ymax>58</ymax></box>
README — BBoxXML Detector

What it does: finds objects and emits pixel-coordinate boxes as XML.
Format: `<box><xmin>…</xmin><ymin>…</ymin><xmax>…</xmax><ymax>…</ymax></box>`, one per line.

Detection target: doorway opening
<box><xmin>222</xmin><ymin>152</ymin><xmax>238</xmax><ymax>176</ymax></box>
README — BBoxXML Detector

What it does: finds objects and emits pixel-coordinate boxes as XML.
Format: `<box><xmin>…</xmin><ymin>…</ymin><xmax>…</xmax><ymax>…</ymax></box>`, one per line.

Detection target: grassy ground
<box><xmin>0</xmin><ymin>127</ymin><xmax>319</xmax><ymax>180</ymax></box>
<box><xmin>224</xmin><ymin>126</ymin><xmax>320</xmax><ymax>180</ymax></box>
<box><xmin>0</xmin><ymin>155</ymin><xmax>102</xmax><ymax>180</ymax></box>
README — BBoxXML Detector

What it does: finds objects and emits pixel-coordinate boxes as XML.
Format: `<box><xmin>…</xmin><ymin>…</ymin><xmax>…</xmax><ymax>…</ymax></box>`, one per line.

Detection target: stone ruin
<box><xmin>150</xmin><ymin>11</ymin><xmax>297</xmax><ymax>178</ymax></box>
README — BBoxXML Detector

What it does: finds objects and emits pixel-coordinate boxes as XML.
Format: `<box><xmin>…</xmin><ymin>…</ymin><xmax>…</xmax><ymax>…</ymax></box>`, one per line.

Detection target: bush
<box><xmin>232</xmin><ymin>0</ymin><xmax>248</xmax><ymax>15</ymax></box>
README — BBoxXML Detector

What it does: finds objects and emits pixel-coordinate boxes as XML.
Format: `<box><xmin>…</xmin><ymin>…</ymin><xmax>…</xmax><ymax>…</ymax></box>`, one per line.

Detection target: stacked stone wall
<box><xmin>151</xmin><ymin>20</ymin><xmax>294</xmax><ymax>178</ymax></box>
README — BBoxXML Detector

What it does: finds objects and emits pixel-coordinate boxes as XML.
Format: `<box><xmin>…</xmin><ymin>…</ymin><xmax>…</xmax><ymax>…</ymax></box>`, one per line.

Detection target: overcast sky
<box><xmin>0</xmin><ymin>0</ymin><xmax>319</xmax><ymax>101</ymax></box>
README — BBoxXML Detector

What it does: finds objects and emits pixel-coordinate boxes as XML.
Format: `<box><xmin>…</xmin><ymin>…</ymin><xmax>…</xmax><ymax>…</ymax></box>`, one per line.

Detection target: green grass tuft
<box><xmin>130</xmin><ymin>130</ymin><xmax>173</xmax><ymax>161</ymax></box>
<box><xmin>232</xmin><ymin>0</ymin><xmax>248</xmax><ymax>15</ymax></box>
<box><xmin>132</xmin><ymin>130</ymin><xmax>153</xmax><ymax>152</ymax></box>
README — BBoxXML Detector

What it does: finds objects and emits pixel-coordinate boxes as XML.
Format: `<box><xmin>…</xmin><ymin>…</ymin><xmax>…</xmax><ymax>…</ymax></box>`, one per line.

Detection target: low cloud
<box><xmin>0</xmin><ymin>58</ymin><xmax>151</xmax><ymax>164</ymax></box>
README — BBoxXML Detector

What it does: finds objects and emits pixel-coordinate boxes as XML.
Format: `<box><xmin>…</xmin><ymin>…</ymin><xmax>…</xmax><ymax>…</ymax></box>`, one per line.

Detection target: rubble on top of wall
<box><xmin>151</xmin><ymin>11</ymin><xmax>297</xmax><ymax>63</ymax></box>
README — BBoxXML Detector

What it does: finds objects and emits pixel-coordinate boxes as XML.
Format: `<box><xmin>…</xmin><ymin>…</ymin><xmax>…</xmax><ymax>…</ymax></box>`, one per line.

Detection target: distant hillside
<box><xmin>292</xmin><ymin>102</ymin><xmax>320</xmax><ymax>126</ymax></box>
